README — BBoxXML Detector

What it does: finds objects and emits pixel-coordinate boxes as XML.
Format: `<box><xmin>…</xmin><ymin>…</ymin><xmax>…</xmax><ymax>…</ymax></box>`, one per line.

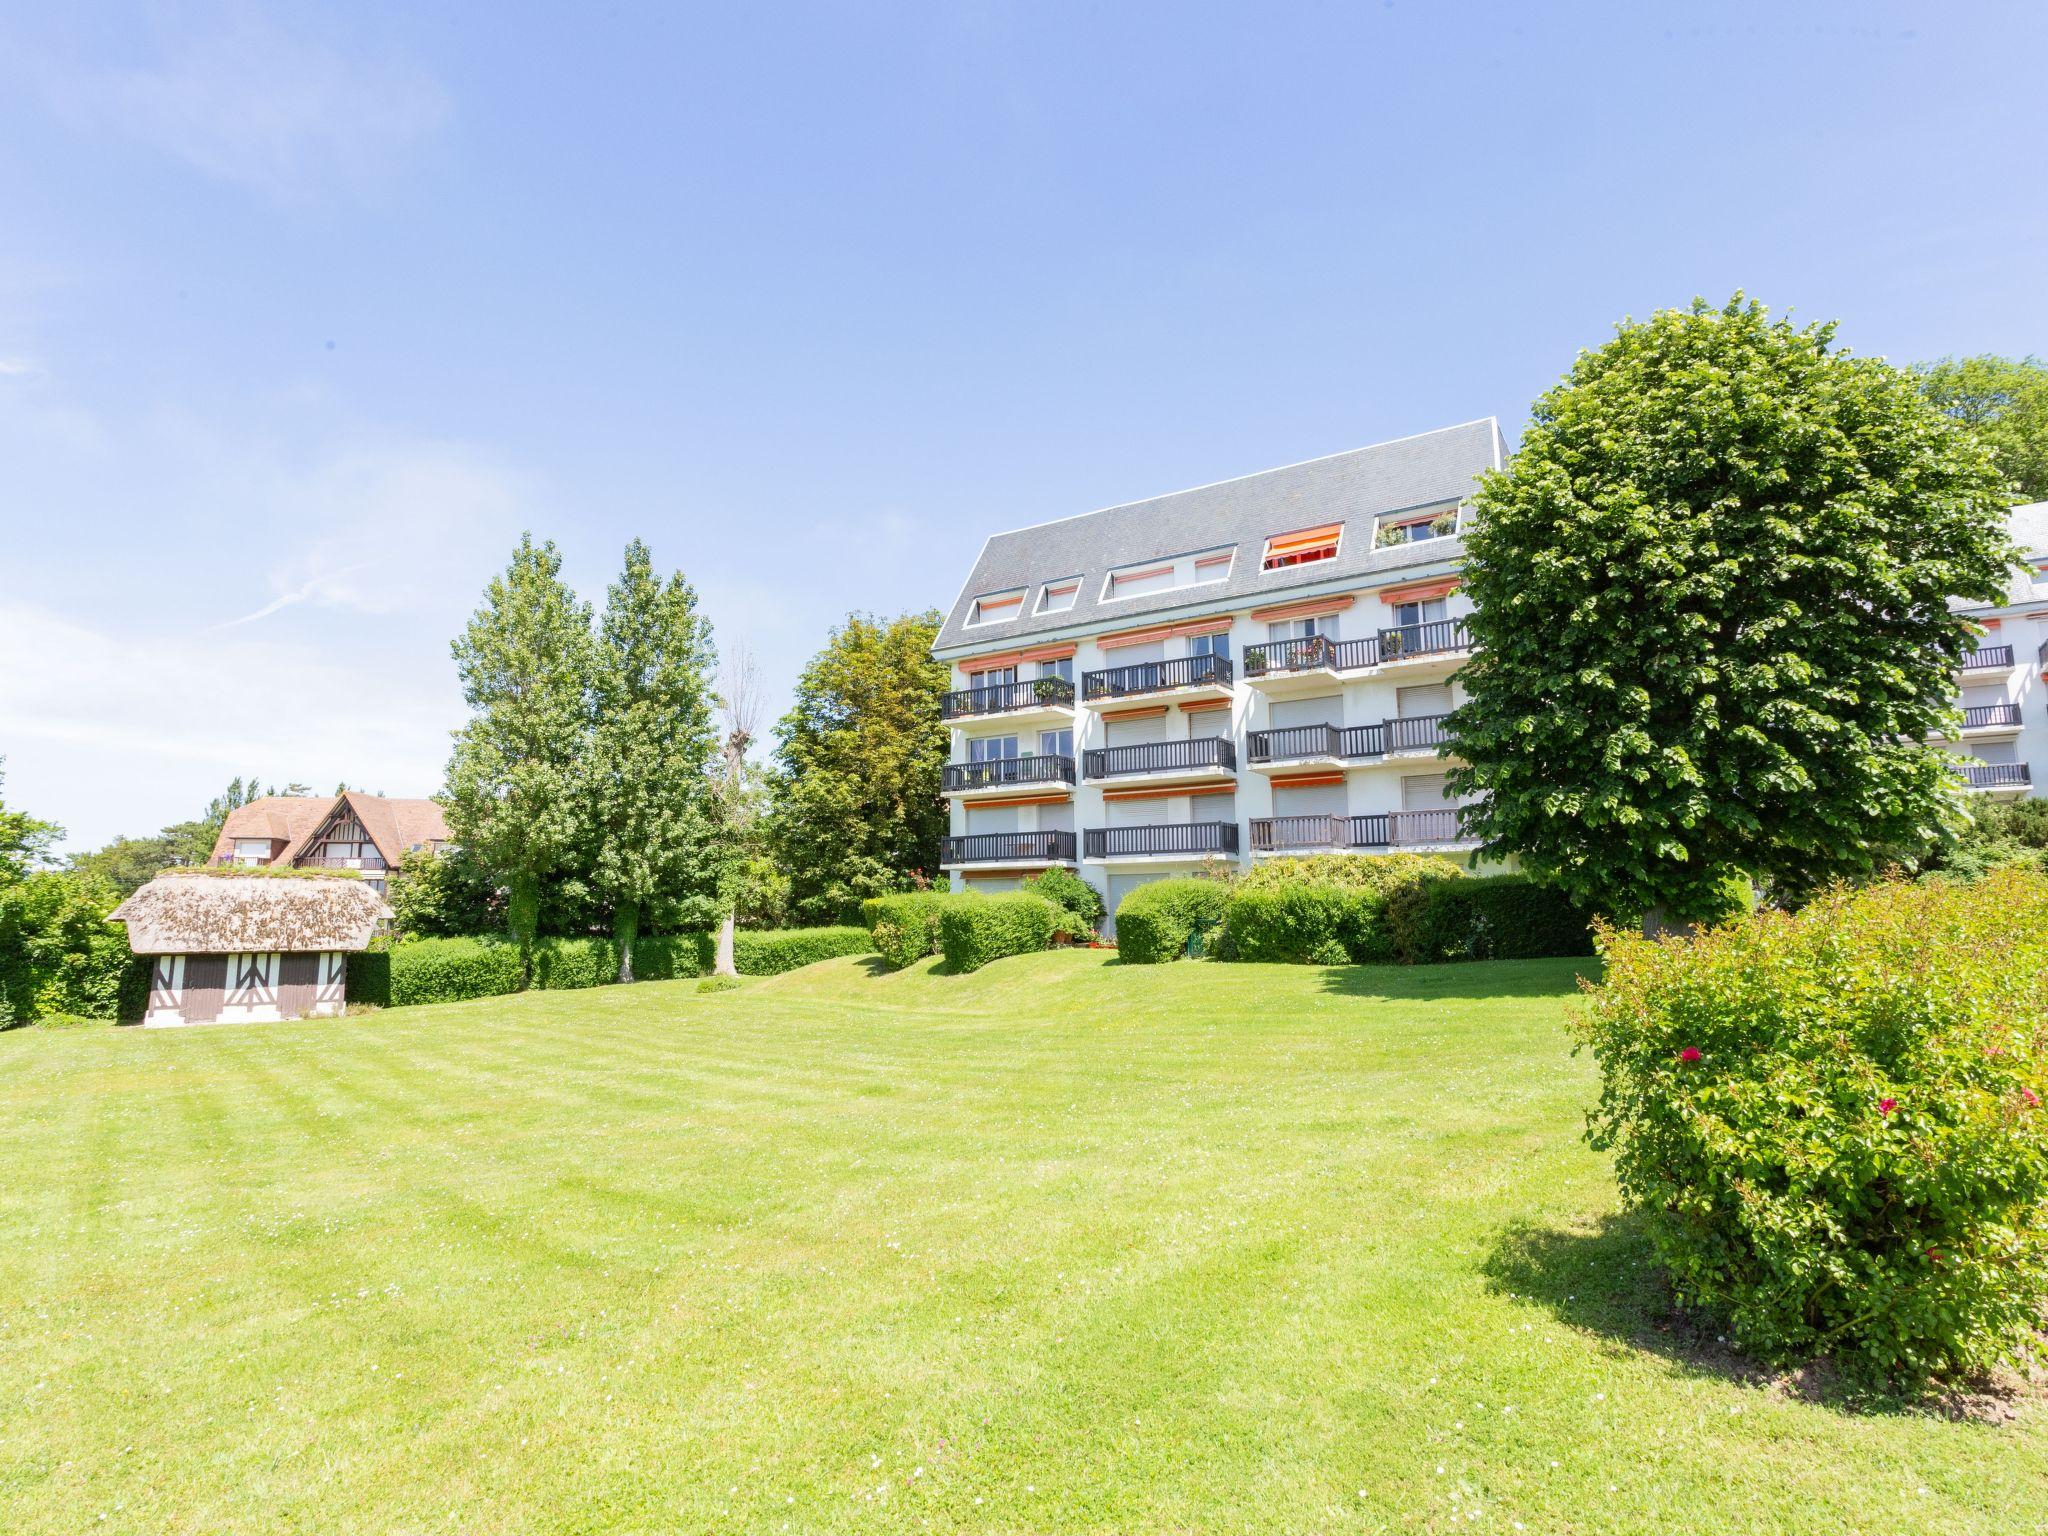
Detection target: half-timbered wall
<box><xmin>142</xmin><ymin>951</ymin><xmax>348</xmax><ymax>1026</ymax></box>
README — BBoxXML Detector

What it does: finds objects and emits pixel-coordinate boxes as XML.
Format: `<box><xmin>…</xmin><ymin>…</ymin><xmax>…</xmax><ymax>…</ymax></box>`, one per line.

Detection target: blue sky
<box><xmin>3</xmin><ymin>1</ymin><xmax>2043</xmax><ymax>852</ymax></box>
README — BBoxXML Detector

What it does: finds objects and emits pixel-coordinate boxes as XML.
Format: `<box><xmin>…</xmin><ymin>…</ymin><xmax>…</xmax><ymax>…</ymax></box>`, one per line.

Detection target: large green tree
<box><xmin>1445</xmin><ymin>296</ymin><xmax>2015</xmax><ymax>926</ymax></box>
<box><xmin>587</xmin><ymin>540</ymin><xmax>721</xmax><ymax>981</ymax></box>
<box><xmin>0</xmin><ymin>760</ymin><xmax>62</xmax><ymax>885</ymax></box>
<box><xmin>768</xmin><ymin>611</ymin><xmax>949</xmax><ymax>923</ymax></box>
<box><xmin>1917</xmin><ymin>354</ymin><xmax>2048</xmax><ymax>502</ymax></box>
<box><xmin>444</xmin><ymin>535</ymin><xmax>595</xmax><ymax>966</ymax></box>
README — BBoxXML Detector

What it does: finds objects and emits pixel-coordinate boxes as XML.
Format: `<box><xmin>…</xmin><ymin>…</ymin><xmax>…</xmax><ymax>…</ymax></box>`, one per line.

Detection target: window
<box><xmin>1035</xmin><ymin>657</ymin><xmax>1073</xmax><ymax>685</ymax></box>
<box><xmin>969</xmin><ymin>736</ymin><xmax>1020</xmax><ymax>763</ymax></box>
<box><xmin>1036</xmin><ymin>579</ymin><xmax>1081</xmax><ymax>615</ymax></box>
<box><xmin>1188</xmin><ymin>632</ymin><xmax>1230</xmax><ymax>660</ymax></box>
<box><xmin>232</xmin><ymin>838</ymin><xmax>272</xmax><ymax>865</ymax></box>
<box><xmin>1038</xmin><ymin>728</ymin><xmax>1073</xmax><ymax>758</ymax></box>
<box><xmin>1391</xmin><ymin>597</ymin><xmax>1448</xmax><ymax>629</ymax></box>
<box><xmin>967</xmin><ymin>588</ymin><xmax>1026</xmax><ymax>626</ymax></box>
<box><xmin>1101</xmin><ymin>546</ymin><xmax>1235</xmax><ymax>601</ymax></box>
<box><xmin>1262</xmin><ymin>523</ymin><xmax>1342</xmax><ymax>571</ymax></box>
<box><xmin>1267</xmin><ymin>615</ymin><xmax>1339</xmax><ymax>643</ymax></box>
<box><xmin>967</xmin><ymin>665</ymin><xmax>1017</xmax><ymax>691</ymax></box>
<box><xmin>1374</xmin><ymin>504</ymin><xmax>1461</xmax><ymax>547</ymax></box>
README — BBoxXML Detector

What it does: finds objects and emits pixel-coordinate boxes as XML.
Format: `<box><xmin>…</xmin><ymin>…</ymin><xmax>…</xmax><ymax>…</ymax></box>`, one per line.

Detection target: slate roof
<box><xmin>933</xmin><ymin>419</ymin><xmax>1506</xmax><ymax>654</ymax></box>
<box><xmin>210</xmin><ymin>793</ymin><xmax>450</xmax><ymax>867</ymax></box>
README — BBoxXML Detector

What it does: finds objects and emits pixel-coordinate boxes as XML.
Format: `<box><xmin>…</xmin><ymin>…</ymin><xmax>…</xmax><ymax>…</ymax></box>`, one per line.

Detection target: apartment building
<box><xmin>932</xmin><ymin>422</ymin><xmax>2048</xmax><ymax>929</ymax></box>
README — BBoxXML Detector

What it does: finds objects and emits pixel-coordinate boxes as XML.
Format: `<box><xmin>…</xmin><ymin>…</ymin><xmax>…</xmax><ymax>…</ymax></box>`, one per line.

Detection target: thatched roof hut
<box><xmin>111</xmin><ymin>871</ymin><xmax>392</xmax><ymax>955</ymax></box>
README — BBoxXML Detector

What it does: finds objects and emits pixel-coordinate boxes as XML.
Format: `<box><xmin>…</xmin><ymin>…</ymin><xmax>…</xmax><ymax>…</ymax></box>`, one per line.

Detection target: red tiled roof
<box><xmin>210</xmin><ymin>794</ymin><xmax>450</xmax><ymax>868</ymax></box>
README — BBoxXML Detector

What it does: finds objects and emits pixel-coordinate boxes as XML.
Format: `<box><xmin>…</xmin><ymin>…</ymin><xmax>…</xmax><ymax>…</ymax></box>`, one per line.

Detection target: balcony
<box><xmin>941</xmin><ymin>830</ymin><xmax>1078</xmax><ymax>867</ymax></box>
<box><xmin>1244</xmin><ymin>620</ymin><xmax>1470</xmax><ymax>690</ymax></box>
<box><xmin>1083</xmin><ymin>821</ymin><xmax>1240</xmax><ymax>860</ymax></box>
<box><xmin>1958</xmin><ymin>702</ymin><xmax>2024</xmax><ymax>736</ymax></box>
<box><xmin>1960</xmin><ymin>762</ymin><xmax>2031</xmax><ymax>797</ymax></box>
<box><xmin>1378</xmin><ymin>619</ymin><xmax>1470</xmax><ymax>667</ymax></box>
<box><xmin>1248</xmin><ymin>808</ymin><xmax>1476</xmax><ymax>853</ymax></box>
<box><xmin>1081</xmin><ymin>654</ymin><xmax>1234</xmax><ymax>706</ymax></box>
<box><xmin>1083</xmin><ymin>737</ymin><xmax>1236</xmax><ymax>784</ymax></box>
<box><xmin>1961</xmin><ymin>644</ymin><xmax>2014</xmax><ymax>672</ymax></box>
<box><xmin>942</xmin><ymin>755</ymin><xmax>1076</xmax><ymax>796</ymax></box>
<box><xmin>1246</xmin><ymin>713</ymin><xmax>1452</xmax><ymax>769</ymax></box>
<box><xmin>941</xmin><ymin>677</ymin><xmax>1076</xmax><ymax>723</ymax></box>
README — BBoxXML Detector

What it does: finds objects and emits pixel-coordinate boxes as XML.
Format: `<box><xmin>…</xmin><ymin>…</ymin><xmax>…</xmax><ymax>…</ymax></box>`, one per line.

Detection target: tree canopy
<box><xmin>768</xmin><ymin>611</ymin><xmax>949</xmax><ymax>923</ymax></box>
<box><xmin>0</xmin><ymin>760</ymin><xmax>62</xmax><ymax>885</ymax></box>
<box><xmin>1916</xmin><ymin>353</ymin><xmax>2048</xmax><ymax>503</ymax></box>
<box><xmin>1446</xmin><ymin>296</ymin><xmax>2016</xmax><ymax>925</ymax></box>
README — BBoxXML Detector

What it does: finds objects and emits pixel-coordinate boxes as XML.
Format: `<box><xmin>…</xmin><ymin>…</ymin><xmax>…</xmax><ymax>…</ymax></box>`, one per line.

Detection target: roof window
<box><xmin>1262</xmin><ymin>523</ymin><xmax>1342</xmax><ymax>571</ymax></box>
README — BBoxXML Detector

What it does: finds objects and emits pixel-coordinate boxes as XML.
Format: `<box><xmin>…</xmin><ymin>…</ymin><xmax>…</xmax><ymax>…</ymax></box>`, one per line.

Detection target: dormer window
<box><xmin>1101</xmin><ymin>546</ymin><xmax>1235</xmax><ymax>601</ymax></box>
<box><xmin>1262</xmin><ymin>523</ymin><xmax>1342</xmax><ymax>571</ymax></box>
<box><xmin>1373</xmin><ymin>504</ymin><xmax>1461</xmax><ymax>548</ymax></box>
<box><xmin>966</xmin><ymin>588</ymin><xmax>1027</xmax><ymax>626</ymax></box>
<box><xmin>1036</xmin><ymin>578</ymin><xmax>1081</xmax><ymax>615</ymax></box>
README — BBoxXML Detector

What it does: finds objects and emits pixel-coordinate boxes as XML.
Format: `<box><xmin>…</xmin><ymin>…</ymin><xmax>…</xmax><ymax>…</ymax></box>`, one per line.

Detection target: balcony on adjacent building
<box><xmin>941</xmin><ymin>830</ymin><xmax>1078</xmax><ymax>866</ymax></box>
<box><xmin>1081</xmin><ymin>654</ymin><xmax>1234</xmax><ymax>706</ymax></box>
<box><xmin>940</xmin><ymin>676</ymin><xmax>1076</xmax><ymax>722</ymax></box>
<box><xmin>1960</xmin><ymin>762</ymin><xmax>2031</xmax><ymax>796</ymax></box>
<box><xmin>1246</xmin><ymin>712</ymin><xmax>1452</xmax><ymax>768</ymax></box>
<box><xmin>1961</xmin><ymin>644</ymin><xmax>2014</xmax><ymax>672</ymax></box>
<box><xmin>942</xmin><ymin>755</ymin><xmax>1076</xmax><ymax>795</ymax></box>
<box><xmin>1083</xmin><ymin>821</ymin><xmax>1240</xmax><ymax>859</ymax></box>
<box><xmin>1959</xmin><ymin>702</ymin><xmax>2024</xmax><ymax>731</ymax></box>
<box><xmin>1248</xmin><ymin>807</ymin><xmax>1475</xmax><ymax>853</ymax></box>
<box><xmin>1082</xmin><ymin>737</ymin><xmax>1237</xmax><ymax>782</ymax></box>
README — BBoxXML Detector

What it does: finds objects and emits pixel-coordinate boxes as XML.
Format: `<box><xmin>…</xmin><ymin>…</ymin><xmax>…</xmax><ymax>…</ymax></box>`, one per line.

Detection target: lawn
<box><xmin>0</xmin><ymin>951</ymin><xmax>2040</xmax><ymax>1534</ymax></box>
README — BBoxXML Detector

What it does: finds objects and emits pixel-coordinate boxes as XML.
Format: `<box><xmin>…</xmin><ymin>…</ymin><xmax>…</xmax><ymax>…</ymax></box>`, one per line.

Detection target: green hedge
<box><xmin>1582</xmin><ymin>870</ymin><xmax>2048</xmax><ymax>1381</ymax></box>
<box><xmin>531</xmin><ymin>936</ymin><xmax>617</xmax><ymax>990</ymax></box>
<box><xmin>388</xmin><ymin>936</ymin><xmax>524</xmax><ymax>1007</ymax></box>
<box><xmin>937</xmin><ymin>893</ymin><xmax>1057</xmax><ymax>973</ymax></box>
<box><xmin>733</xmin><ymin>926</ymin><xmax>872</xmax><ymax>974</ymax></box>
<box><xmin>1020</xmin><ymin>868</ymin><xmax>1105</xmax><ymax>934</ymax></box>
<box><xmin>346</xmin><ymin>950</ymin><xmax>392</xmax><ymax>1008</ymax></box>
<box><xmin>1219</xmin><ymin>884</ymin><xmax>1370</xmax><ymax>965</ymax></box>
<box><xmin>1386</xmin><ymin>875</ymin><xmax>1594</xmax><ymax>963</ymax></box>
<box><xmin>862</xmin><ymin>892</ymin><xmax>953</xmax><ymax>970</ymax></box>
<box><xmin>628</xmin><ymin>933</ymin><xmax>710</xmax><ymax>981</ymax></box>
<box><xmin>1113</xmin><ymin>878</ymin><xmax>1229</xmax><ymax>964</ymax></box>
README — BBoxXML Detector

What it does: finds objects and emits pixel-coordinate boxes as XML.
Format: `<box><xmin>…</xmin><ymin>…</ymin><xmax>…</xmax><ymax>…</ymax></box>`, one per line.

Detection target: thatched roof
<box><xmin>110</xmin><ymin>872</ymin><xmax>392</xmax><ymax>954</ymax></box>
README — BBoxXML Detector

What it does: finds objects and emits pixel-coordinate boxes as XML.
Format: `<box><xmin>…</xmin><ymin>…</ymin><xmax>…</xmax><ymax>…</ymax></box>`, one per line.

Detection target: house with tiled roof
<box><xmin>209</xmin><ymin>791</ymin><xmax>450</xmax><ymax>897</ymax></box>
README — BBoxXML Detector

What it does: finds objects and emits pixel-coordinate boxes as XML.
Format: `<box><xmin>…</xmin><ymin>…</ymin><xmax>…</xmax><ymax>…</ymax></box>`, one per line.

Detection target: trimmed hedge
<box><xmin>733</xmin><ymin>926</ymin><xmax>872</xmax><ymax>974</ymax></box>
<box><xmin>628</xmin><ymin>933</ymin><xmax>710</xmax><ymax>981</ymax></box>
<box><xmin>862</xmin><ymin>892</ymin><xmax>953</xmax><ymax>970</ymax></box>
<box><xmin>1020</xmin><ymin>868</ymin><xmax>1105</xmax><ymax>934</ymax></box>
<box><xmin>1219</xmin><ymin>884</ymin><xmax>1367</xmax><ymax>966</ymax></box>
<box><xmin>937</xmin><ymin>893</ymin><xmax>1058</xmax><ymax>973</ymax></box>
<box><xmin>1386</xmin><ymin>875</ymin><xmax>1595</xmax><ymax>963</ymax></box>
<box><xmin>1113</xmin><ymin>878</ymin><xmax>1229</xmax><ymax>964</ymax></box>
<box><xmin>1582</xmin><ymin>871</ymin><xmax>2048</xmax><ymax>1381</ymax></box>
<box><xmin>388</xmin><ymin>936</ymin><xmax>524</xmax><ymax>1007</ymax></box>
<box><xmin>531</xmin><ymin>936</ymin><xmax>617</xmax><ymax>991</ymax></box>
<box><xmin>346</xmin><ymin>950</ymin><xmax>392</xmax><ymax>1007</ymax></box>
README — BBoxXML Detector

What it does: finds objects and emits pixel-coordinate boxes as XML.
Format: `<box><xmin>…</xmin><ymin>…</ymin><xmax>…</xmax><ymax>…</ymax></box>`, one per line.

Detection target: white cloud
<box><xmin>30</xmin><ymin>10</ymin><xmax>448</xmax><ymax>200</ymax></box>
<box><xmin>0</xmin><ymin>356</ymin><xmax>39</xmax><ymax>377</ymax></box>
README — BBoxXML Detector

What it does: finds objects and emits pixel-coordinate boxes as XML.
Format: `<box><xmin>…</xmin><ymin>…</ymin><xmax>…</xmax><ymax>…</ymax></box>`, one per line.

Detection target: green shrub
<box><xmin>863</xmin><ymin>892</ymin><xmax>952</xmax><ymax>970</ymax></box>
<box><xmin>1021</xmin><ymin>868</ymin><xmax>1105</xmax><ymax>934</ymax></box>
<box><xmin>386</xmin><ymin>936</ymin><xmax>524</xmax><ymax>1008</ymax></box>
<box><xmin>0</xmin><ymin>871</ymin><xmax>135</xmax><ymax>1023</ymax></box>
<box><xmin>937</xmin><ymin>893</ymin><xmax>1057</xmax><ymax>973</ymax></box>
<box><xmin>1219</xmin><ymin>884</ymin><xmax>1352</xmax><ymax>963</ymax></box>
<box><xmin>696</xmin><ymin>974</ymin><xmax>744</xmax><ymax>994</ymax></box>
<box><xmin>1231</xmin><ymin>850</ymin><xmax>1462</xmax><ymax>895</ymax></box>
<box><xmin>732</xmin><ymin>926</ymin><xmax>873</xmax><ymax>975</ymax></box>
<box><xmin>116</xmin><ymin>955</ymin><xmax>152</xmax><ymax>1024</ymax></box>
<box><xmin>531</xmin><ymin>936</ymin><xmax>617</xmax><ymax>990</ymax></box>
<box><xmin>628</xmin><ymin>933</ymin><xmax>711</xmax><ymax>981</ymax></box>
<box><xmin>346</xmin><ymin>950</ymin><xmax>392</xmax><ymax>1008</ymax></box>
<box><xmin>1113</xmin><ymin>878</ymin><xmax>1228</xmax><ymax>964</ymax></box>
<box><xmin>1581</xmin><ymin>871</ymin><xmax>2048</xmax><ymax>1381</ymax></box>
<box><xmin>1387</xmin><ymin>875</ymin><xmax>1595</xmax><ymax>964</ymax></box>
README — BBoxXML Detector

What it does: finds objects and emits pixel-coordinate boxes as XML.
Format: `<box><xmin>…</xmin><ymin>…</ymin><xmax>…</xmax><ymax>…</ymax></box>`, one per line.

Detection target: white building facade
<box><xmin>930</xmin><ymin>423</ymin><xmax>2048</xmax><ymax>930</ymax></box>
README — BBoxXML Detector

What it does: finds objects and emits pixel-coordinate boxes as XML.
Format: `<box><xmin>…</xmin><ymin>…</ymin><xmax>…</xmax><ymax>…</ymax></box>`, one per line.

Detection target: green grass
<box><xmin>0</xmin><ymin>951</ymin><xmax>2039</xmax><ymax>1533</ymax></box>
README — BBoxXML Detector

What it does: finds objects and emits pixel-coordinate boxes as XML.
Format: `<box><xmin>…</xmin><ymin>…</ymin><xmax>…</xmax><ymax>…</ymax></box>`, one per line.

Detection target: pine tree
<box><xmin>588</xmin><ymin>540</ymin><xmax>720</xmax><ymax>982</ymax></box>
<box><xmin>445</xmin><ymin>535</ymin><xmax>595</xmax><ymax>968</ymax></box>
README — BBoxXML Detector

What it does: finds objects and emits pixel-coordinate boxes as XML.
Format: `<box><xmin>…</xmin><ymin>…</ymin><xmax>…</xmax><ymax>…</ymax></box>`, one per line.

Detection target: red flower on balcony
<box><xmin>1677</xmin><ymin>1047</ymin><xmax>1701</xmax><ymax>1064</ymax></box>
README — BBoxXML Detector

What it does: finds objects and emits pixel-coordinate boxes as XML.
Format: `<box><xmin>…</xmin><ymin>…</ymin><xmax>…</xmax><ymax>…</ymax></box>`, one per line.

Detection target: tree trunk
<box><xmin>1641</xmin><ymin>905</ymin><xmax>1697</xmax><ymax>941</ymax></box>
<box><xmin>715</xmin><ymin>910</ymin><xmax>738</xmax><ymax>978</ymax></box>
<box><xmin>614</xmin><ymin>899</ymin><xmax>640</xmax><ymax>984</ymax></box>
<box><xmin>507</xmin><ymin>872</ymin><xmax>541</xmax><ymax>985</ymax></box>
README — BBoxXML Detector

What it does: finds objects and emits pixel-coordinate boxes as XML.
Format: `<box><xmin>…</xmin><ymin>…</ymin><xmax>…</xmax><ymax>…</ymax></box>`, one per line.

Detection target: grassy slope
<box><xmin>0</xmin><ymin>951</ymin><xmax>2037</xmax><ymax>1534</ymax></box>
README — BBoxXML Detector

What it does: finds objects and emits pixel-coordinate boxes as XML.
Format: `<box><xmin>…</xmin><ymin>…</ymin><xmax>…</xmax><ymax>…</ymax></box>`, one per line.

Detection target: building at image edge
<box><xmin>930</xmin><ymin>419</ymin><xmax>2048</xmax><ymax>931</ymax></box>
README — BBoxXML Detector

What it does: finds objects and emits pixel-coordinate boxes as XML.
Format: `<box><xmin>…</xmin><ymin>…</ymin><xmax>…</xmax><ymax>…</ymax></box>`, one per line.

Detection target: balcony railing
<box><xmin>1378</xmin><ymin>619</ymin><xmax>1469</xmax><ymax>662</ymax></box>
<box><xmin>942</xmin><ymin>830</ymin><xmax>1077</xmax><ymax>864</ymax></box>
<box><xmin>1243</xmin><ymin>621</ymin><xmax>1470</xmax><ymax>678</ymax></box>
<box><xmin>1083</xmin><ymin>821</ymin><xmax>1240</xmax><ymax>859</ymax></box>
<box><xmin>1081</xmin><ymin>654</ymin><xmax>1234</xmax><ymax>702</ymax></box>
<box><xmin>1961</xmin><ymin>763</ymin><xmax>2031</xmax><ymax>790</ymax></box>
<box><xmin>941</xmin><ymin>677</ymin><xmax>1076</xmax><ymax>721</ymax></box>
<box><xmin>1962</xmin><ymin>645</ymin><xmax>2014</xmax><ymax>670</ymax></box>
<box><xmin>1961</xmin><ymin>703</ymin><xmax>2023</xmax><ymax>729</ymax></box>
<box><xmin>942</xmin><ymin>755</ymin><xmax>1076</xmax><ymax>792</ymax></box>
<box><xmin>1247</xmin><ymin>713</ymin><xmax>1448</xmax><ymax>764</ymax></box>
<box><xmin>1082</xmin><ymin>738</ymin><xmax>1236</xmax><ymax>779</ymax></box>
<box><xmin>1249</xmin><ymin>808</ymin><xmax>1474</xmax><ymax>852</ymax></box>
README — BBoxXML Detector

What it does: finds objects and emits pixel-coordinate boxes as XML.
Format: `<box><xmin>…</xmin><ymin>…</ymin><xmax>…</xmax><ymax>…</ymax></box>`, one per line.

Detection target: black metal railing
<box><xmin>940</xmin><ymin>677</ymin><xmax>1076</xmax><ymax>720</ymax></box>
<box><xmin>1083</xmin><ymin>822</ymin><xmax>1240</xmax><ymax>858</ymax></box>
<box><xmin>1246</xmin><ymin>714</ymin><xmax>1445</xmax><ymax>764</ymax></box>
<box><xmin>941</xmin><ymin>830</ymin><xmax>1078</xmax><ymax>864</ymax></box>
<box><xmin>1961</xmin><ymin>763</ymin><xmax>2031</xmax><ymax>789</ymax></box>
<box><xmin>1960</xmin><ymin>703</ymin><xmax>2023</xmax><ymax>729</ymax></box>
<box><xmin>1962</xmin><ymin>645</ymin><xmax>2014</xmax><ymax>670</ymax></box>
<box><xmin>1377</xmin><ymin>618</ymin><xmax>1469</xmax><ymax>662</ymax></box>
<box><xmin>1244</xmin><ymin>622</ymin><xmax>1469</xmax><ymax>678</ymax></box>
<box><xmin>1248</xmin><ymin>814</ymin><xmax>1349</xmax><ymax>852</ymax></box>
<box><xmin>1081</xmin><ymin>654</ymin><xmax>1234</xmax><ymax>702</ymax></box>
<box><xmin>942</xmin><ymin>755</ymin><xmax>1076</xmax><ymax>792</ymax></box>
<box><xmin>1082</xmin><ymin>738</ymin><xmax>1236</xmax><ymax>779</ymax></box>
<box><xmin>1348</xmin><ymin>809</ymin><xmax>1470</xmax><ymax>847</ymax></box>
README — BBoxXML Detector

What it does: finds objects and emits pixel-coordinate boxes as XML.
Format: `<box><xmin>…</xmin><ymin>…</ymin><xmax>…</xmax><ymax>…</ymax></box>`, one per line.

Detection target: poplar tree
<box><xmin>445</xmin><ymin>535</ymin><xmax>594</xmax><ymax>968</ymax></box>
<box><xmin>1445</xmin><ymin>296</ymin><xmax>2016</xmax><ymax>927</ymax></box>
<box><xmin>588</xmin><ymin>540</ymin><xmax>720</xmax><ymax>982</ymax></box>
